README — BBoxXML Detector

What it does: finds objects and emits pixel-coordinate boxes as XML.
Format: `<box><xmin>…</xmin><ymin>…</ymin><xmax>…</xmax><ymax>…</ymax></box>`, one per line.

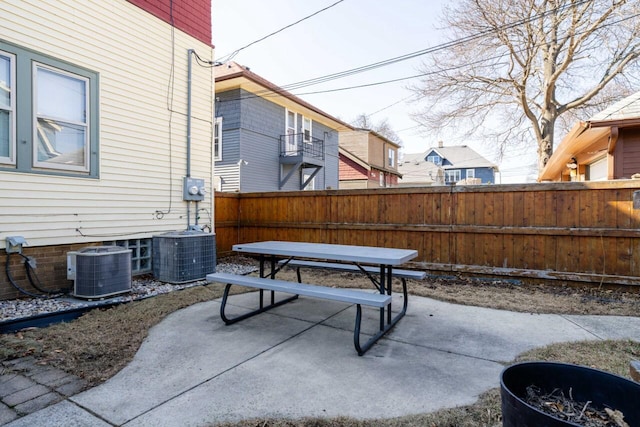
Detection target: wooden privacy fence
<box><xmin>214</xmin><ymin>181</ymin><xmax>640</xmax><ymax>287</ymax></box>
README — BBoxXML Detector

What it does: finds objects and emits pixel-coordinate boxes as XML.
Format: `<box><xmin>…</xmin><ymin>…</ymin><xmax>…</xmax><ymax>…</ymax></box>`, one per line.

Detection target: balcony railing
<box><xmin>280</xmin><ymin>133</ymin><xmax>324</xmax><ymax>160</ymax></box>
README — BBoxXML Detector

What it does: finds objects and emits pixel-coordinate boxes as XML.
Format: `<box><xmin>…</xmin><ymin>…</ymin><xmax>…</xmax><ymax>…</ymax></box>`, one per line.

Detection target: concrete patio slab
<box><xmin>5</xmin><ymin>291</ymin><xmax>638</xmax><ymax>427</ymax></box>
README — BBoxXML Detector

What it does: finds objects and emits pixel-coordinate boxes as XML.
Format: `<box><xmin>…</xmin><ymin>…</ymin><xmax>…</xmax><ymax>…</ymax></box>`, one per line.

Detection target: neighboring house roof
<box><xmin>590</xmin><ymin>91</ymin><xmax>640</xmax><ymax>121</ymax></box>
<box><xmin>338</xmin><ymin>146</ymin><xmax>402</xmax><ymax>177</ymax></box>
<box><xmin>538</xmin><ymin>91</ymin><xmax>640</xmax><ymax>181</ymax></box>
<box><xmin>431</xmin><ymin>146</ymin><xmax>498</xmax><ymax>170</ymax></box>
<box><xmin>352</xmin><ymin>128</ymin><xmax>402</xmax><ymax>149</ymax></box>
<box><xmin>215</xmin><ymin>62</ymin><xmax>353</xmax><ymax>131</ymax></box>
<box><xmin>397</xmin><ymin>157</ymin><xmax>441</xmax><ymax>185</ymax></box>
<box><xmin>406</xmin><ymin>145</ymin><xmax>498</xmax><ymax>170</ymax></box>
<box><xmin>339</xmin><ymin>147</ymin><xmax>370</xmax><ymax>171</ymax></box>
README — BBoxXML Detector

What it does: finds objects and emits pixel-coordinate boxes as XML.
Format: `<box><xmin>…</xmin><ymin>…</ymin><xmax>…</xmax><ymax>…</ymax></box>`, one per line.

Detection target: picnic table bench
<box><xmin>207</xmin><ymin>241</ymin><xmax>419</xmax><ymax>356</ymax></box>
<box><xmin>207</xmin><ymin>272</ymin><xmax>392</xmax><ymax>355</ymax></box>
<box><xmin>278</xmin><ymin>259</ymin><xmax>426</xmax><ymax>286</ymax></box>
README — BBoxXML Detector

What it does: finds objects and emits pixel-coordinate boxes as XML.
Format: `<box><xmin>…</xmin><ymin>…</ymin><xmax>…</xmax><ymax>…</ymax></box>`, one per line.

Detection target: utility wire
<box><xmin>215</xmin><ymin>7</ymin><xmax>638</xmax><ymax>107</ymax></box>
<box><xmin>217</xmin><ymin>0</ymin><xmax>346</xmax><ymax>63</ymax></box>
<box><xmin>273</xmin><ymin>0</ymin><xmax>591</xmax><ymax>92</ymax></box>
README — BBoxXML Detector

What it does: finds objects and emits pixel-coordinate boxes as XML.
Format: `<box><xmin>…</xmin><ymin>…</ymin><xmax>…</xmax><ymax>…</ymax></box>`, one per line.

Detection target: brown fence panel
<box><xmin>214</xmin><ymin>182</ymin><xmax>640</xmax><ymax>286</ymax></box>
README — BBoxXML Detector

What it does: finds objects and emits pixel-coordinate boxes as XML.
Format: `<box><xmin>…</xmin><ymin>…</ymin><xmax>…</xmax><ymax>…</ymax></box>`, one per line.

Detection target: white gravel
<box><xmin>0</xmin><ymin>260</ymin><xmax>257</xmax><ymax>323</ymax></box>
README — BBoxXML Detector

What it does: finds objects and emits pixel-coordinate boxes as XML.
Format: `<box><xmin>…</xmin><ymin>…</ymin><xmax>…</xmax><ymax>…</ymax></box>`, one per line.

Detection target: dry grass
<box><xmin>1</xmin><ymin>259</ymin><xmax>639</xmax><ymax>426</ymax></box>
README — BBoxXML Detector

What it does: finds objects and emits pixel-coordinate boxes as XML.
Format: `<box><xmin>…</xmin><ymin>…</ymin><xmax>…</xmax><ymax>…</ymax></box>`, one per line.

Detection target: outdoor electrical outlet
<box><xmin>5</xmin><ymin>236</ymin><xmax>27</xmax><ymax>254</ymax></box>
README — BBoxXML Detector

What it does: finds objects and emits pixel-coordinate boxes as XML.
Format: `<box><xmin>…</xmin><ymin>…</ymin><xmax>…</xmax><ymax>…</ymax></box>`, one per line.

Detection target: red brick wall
<box><xmin>127</xmin><ymin>0</ymin><xmax>212</xmax><ymax>46</ymax></box>
<box><xmin>1</xmin><ymin>243</ymin><xmax>102</xmax><ymax>300</ymax></box>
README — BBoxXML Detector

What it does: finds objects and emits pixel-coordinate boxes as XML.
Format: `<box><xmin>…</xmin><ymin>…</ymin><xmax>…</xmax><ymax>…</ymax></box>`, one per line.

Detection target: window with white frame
<box><xmin>427</xmin><ymin>154</ymin><xmax>441</xmax><ymax>165</ymax></box>
<box><xmin>0</xmin><ymin>40</ymin><xmax>99</xmax><ymax>177</ymax></box>
<box><xmin>303</xmin><ymin>172</ymin><xmax>315</xmax><ymax>190</ymax></box>
<box><xmin>388</xmin><ymin>148</ymin><xmax>395</xmax><ymax>167</ymax></box>
<box><xmin>302</xmin><ymin>116</ymin><xmax>312</xmax><ymax>142</ymax></box>
<box><xmin>214</xmin><ymin>117</ymin><xmax>222</xmax><ymax>161</ymax></box>
<box><xmin>33</xmin><ymin>64</ymin><xmax>89</xmax><ymax>172</ymax></box>
<box><xmin>445</xmin><ymin>169</ymin><xmax>461</xmax><ymax>183</ymax></box>
<box><xmin>379</xmin><ymin>171</ymin><xmax>385</xmax><ymax>187</ymax></box>
<box><xmin>0</xmin><ymin>51</ymin><xmax>15</xmax><ymax>165</ymax></box>
<box><xmin>285</xmin><ymin>109</ymin><xmax>296</xmax><ymax>154</ymax></box>
<box><xmin>466</xmin><ymin>169</ymin><xmax>475</xmax><ymax>179</ymax></box>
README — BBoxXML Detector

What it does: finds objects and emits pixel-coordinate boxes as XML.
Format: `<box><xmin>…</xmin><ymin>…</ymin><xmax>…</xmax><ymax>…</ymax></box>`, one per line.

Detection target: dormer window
<box><xmin>427</xmin><ymin>154</ymin><xmax>442</xmax><ymax>165</ymax></box>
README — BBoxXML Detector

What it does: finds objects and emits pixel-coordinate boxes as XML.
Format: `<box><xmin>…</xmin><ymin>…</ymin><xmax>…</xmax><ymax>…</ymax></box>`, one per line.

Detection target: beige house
<box><xmin>539</xmin><ymin>91</ymin><xmax>640</xmax><ymax>182</ymax></box>
<box><xmin>339</xmin><ymin>129</ymin><xmax>401</xmax><ymax>189</ymax></box>
<box><xmin>0</xmin><ymin>0</ymin><xmax>214</xmax><ymax>298</ymax></box>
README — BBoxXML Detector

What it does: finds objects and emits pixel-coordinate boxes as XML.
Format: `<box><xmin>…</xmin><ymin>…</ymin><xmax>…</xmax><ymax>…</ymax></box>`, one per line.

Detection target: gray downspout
<box><xmin>186</xmin><ymin>49</ymin><xmax>193</xmax><ymax>229</ymax></box>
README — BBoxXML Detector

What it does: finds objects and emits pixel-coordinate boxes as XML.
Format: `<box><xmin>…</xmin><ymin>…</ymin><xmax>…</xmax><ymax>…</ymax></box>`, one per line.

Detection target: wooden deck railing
<box><xmin>214</xmin><ymin>181</ymin><xmax>640</xmax><ymax>287</ymax></box>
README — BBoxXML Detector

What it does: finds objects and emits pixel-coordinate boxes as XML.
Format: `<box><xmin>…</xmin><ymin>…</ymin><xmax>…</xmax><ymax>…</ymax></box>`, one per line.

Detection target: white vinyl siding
<box><xmin>0</xmin><ymin>0</ymin><xmax>214</xmax><ymax>248</ymax></box>
<box><xmin>0</xmin><ymin>50</ymin><xmax>15</xmax><ymax>165</ymax></box>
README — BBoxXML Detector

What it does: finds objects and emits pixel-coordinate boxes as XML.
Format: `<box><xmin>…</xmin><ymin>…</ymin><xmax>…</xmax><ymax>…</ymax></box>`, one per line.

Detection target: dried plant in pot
<box><xmin>500</xmin><ymin>361</ymin><xmax>640</xmax><ymax>427</ymax></box>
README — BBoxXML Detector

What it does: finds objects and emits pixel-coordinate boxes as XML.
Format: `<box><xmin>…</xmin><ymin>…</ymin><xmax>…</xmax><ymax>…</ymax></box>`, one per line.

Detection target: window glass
<box><xmin>303</xmin><ymin>117</ymin><xmax>311</xmax><ymax>142</ymax></box>
<box><xmin>466</xmin><ymin>169</ymin><xmax>475</xmax><ymax>178</ymax></box>
<box><xmin>427</xmin><ymin>154</ymin><xmax>441</xmax><ymax>165</ymax></box>
<box><xmin>388</xmin><ymin>148</ymin><xmax>395</xmax><ymax>167</ymax></box>
<box><xmin>0</xmin><ymin>54</ymin><xmax>10</xmax><ymax>107</ymax></box>
<box><xmin>33</xmin><ymin>64</ymin><xmax>88</xmax><ymax>171</ymax></box>
<box><xmin>0</xmin><ymin>41</ymin><xmax>98</xmax><ymax>176</ymax></box>
<box><xmin>0</xmin><ymin>53</ymin><xmax>14</xmax><ymax>162</ymax></box>
<box><xmin>214</xmin><ymin>117</ymin><xmax>222</xmax><ymax>161</ymax></box>
<box><xmin>36</xmin><ymin>67</ymin><xmax>86</xmax><ymax>122</ymax></box>
<box><xmin>445</xmin><ymin>170</ymin><xmax>461</xmax><ymax>183</ymax></box>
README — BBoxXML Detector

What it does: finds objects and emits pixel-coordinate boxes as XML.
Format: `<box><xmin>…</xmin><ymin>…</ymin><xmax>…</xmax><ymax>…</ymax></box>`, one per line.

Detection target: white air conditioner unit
<box><xmin>67</xmin><ymin>246</ymin><xmax>132</xmax><ymax>299</ymax></box>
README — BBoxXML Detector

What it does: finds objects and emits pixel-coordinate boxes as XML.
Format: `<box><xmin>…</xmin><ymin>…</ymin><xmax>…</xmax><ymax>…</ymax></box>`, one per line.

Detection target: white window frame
<box><xmin>0</xmin><ymin>50</ymin><xmax>16</xmax><ymax>165</ymax></box>
<box><xmin>379</xmin><ymin>171</ymin><xmax>384</xmax><ymax>187</ymax></box>
<box><xmin>445</xmin><ymin>169</ymin><xmax>461</xmax><ymax>183</ymax></box>
<box><xmin>285</xmin><ymin>109</ymin><xmax>297</xmax><ymax>154</ymax></box>
<box><xmin>466</xmin><ymin>169</ymin><xmax>475</xmax><ymax>179</ymax></box>
<box><xmin>427</xmin><ymin>154</ymin><xmax>441</xmax><ymax>165</ymax></box>
<box><xmin>303</xmin><ymin>172</ymin><xmax>315</xmax><ymax>190</ymax></box>
<box><xmin>388</xmin><ymin>148</ymin><xmax>395</xmax><ymax>167</ymax></box>
<box><xmin>214</xmin><ymin>116</ymin><xmax>222</xmax><ymax>161</ymax></box>
<box><xmin>302</xmin><ymin>116</ymin><xmax>312</xmax><ymax>143</ymax></box>
<box><xmin>32</xmin><ymin>62</ymin><xmax>90</xmax><ymax>173</ymax></box>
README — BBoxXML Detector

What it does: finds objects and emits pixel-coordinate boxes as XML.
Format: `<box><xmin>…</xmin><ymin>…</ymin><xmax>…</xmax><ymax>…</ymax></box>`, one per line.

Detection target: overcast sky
<box><xmin>211</xmin><ymin>0</ymin><xmax>538</xmax><ymax>183</ymax></box>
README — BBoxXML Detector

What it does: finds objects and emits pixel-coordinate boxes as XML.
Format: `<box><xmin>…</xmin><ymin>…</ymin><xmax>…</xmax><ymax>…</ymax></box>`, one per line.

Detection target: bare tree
<box><xmin>351</xmin><ymin>114</ymin><xmax>403</xmax><ymax>146</ymax></box>
<box><xmin>412</xmin><ymin>0</ymin><xmax>640</xmax><ymax>172</ymax></box>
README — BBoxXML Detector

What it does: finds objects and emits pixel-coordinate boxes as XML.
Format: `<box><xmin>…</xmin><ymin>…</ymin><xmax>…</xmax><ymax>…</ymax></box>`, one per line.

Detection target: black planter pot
<box><xmin>500</xmin><ymin>361</ymin><xmax>640</xmax><ymax>427</ymax></box>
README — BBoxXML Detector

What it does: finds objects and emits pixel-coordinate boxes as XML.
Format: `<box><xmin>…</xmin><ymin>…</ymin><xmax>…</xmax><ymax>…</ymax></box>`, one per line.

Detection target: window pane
<box><xmin>0</xmin><ymin>55</ymin><xmax>10</xmax><ymax>108</ymax></box>
<box><xmin>37</xmin><ymin>67</ymin><xmax>86</xmax><ymax>123</ymax></box>
<box><xmin>36</xmin><ymin>118</ymin><xmax>86</xmax><ymax>167</ymax></box>
<box><xmin>0</xmin><ymin>110</ymin><xmax>9</xmax><ymax>158</ymax></box>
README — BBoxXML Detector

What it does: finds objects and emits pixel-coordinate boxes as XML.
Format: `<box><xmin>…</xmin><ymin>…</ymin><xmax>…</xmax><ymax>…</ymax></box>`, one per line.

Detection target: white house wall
<box><xmin>0</xmin><ymin>0</ymin><xmax>214</xmax><ymax>248</ymax></box>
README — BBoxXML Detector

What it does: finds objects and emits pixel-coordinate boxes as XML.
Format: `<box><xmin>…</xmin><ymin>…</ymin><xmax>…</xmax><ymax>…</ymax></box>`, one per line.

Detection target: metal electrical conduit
<box><xmin>5</xmin><ymin>252</ymin><xmax>69</xmax><ymax>299</ymax></box>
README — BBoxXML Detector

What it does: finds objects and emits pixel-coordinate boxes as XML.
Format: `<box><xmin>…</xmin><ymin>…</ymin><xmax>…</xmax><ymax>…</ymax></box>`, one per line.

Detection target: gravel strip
<box><xmin>0</xmin><ymin>260</ymin><xmax>257</xmax><ymax>322</ymax></box>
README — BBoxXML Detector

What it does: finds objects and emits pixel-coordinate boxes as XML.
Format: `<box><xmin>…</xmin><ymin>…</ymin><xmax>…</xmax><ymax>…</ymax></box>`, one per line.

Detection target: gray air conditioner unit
<box><xmin>67</xmin><ymin>246</ymin><xmax>132</xmax><ymax>299</ymax></box>
<box><xmin>152</xmin><ymin>231</ymin><xmax>216</xmax><ymax>283</ymax></box>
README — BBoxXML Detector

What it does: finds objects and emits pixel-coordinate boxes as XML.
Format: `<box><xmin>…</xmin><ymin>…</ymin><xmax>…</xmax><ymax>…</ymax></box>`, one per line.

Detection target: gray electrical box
<box><xmin>183</xmin><ymin>177</ymin><xmax>206</xmax><ymax>201</ymax></box>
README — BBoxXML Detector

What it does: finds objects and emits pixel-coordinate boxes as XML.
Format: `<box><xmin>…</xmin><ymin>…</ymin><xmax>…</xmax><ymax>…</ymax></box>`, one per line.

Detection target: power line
<box><xmin>273</xmin><ymin>0</ymin><xmax>591</xmax><ymax>92</ymax></box>
<box><xmin>217</xmin><ymin>0</ymin><xmax>605</xmax><ymax>103</ymax></box>
<box><xmin>217</xmin><ymin>0</ymin><xmax>346</xmax><ymax>63</ymax></box>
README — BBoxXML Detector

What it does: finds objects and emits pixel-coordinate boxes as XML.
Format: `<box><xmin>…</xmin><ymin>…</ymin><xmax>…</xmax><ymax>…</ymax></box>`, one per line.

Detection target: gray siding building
<box><xmin>214</xmin><ymin>62</ymin><xmax>348</xmax><ymax>193</ymax></box>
